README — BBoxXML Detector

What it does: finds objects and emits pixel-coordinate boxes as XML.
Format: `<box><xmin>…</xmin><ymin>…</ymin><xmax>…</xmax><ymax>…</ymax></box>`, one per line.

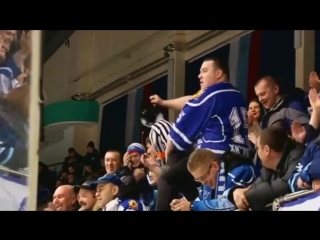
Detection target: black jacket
<box><xmin>228</xmin><ymin>139</ymin><xmax>305</xmax><ymax>211</ymax></box>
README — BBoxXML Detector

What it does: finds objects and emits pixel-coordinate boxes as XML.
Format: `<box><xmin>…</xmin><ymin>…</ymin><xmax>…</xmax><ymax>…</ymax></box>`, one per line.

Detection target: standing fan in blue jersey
<box><xmin>140</xmin><ymin>105</ymin><xmax>164</xmax><ymax>128</ymax></box>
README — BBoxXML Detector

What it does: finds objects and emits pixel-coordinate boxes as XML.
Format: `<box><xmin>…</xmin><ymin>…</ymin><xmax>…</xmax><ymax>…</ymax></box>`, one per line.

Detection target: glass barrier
<box><xmin>0</xmin><ymin>30</ymin><xmax>41</xmax><ymax>210</ymax></box>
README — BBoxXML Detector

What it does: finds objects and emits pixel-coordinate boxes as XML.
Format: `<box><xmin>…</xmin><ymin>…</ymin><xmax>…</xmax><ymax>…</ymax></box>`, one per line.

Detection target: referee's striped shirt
<box><xmin>149</xmin><ymin>119</ymin><xmax>172</xmax><ymax>154</ymax></box>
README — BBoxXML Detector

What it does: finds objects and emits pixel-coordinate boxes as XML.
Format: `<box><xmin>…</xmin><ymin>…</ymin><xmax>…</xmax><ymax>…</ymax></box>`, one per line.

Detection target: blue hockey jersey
<box><xmin>289</xmin><ymin>138</ymin><xmax>320</xmax><ymax>192</ymax></box>
<box><xmin>170</xmin><ymin>82</ymin><xmax>249</xmax><ymax>155</ymax></box>
<box><xmin>193</xmin><ymin>163</ymin><xmax>255</xmax><ymax>211</ymax></box>
<box><xmin>103</xmin><ymin>198</ymin><xmax>148</xmax><ymax>211</ymax></box>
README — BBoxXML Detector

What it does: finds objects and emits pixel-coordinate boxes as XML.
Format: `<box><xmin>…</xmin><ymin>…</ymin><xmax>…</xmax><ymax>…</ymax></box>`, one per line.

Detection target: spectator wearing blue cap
<box><xmin>90</xmin><ymin>174</ymin><xmax>148</xmax><ymax>211</ymax></box>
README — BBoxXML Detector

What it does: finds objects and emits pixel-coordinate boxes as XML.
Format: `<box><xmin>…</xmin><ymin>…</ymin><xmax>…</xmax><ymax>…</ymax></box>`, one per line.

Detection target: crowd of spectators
<box><xmin>1</xmin><ymin>30</ymin><xmax>318</xmax><ymax>211</ymax></box>
<box><xmin>38</xmin><ymin>57</ymin><xmax>320</xmax><ymax>211</ymax></box>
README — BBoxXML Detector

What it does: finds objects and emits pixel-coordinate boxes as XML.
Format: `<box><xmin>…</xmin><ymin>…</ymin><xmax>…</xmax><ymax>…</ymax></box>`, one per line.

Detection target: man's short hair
<box><xmin>203</xmin><ymin>57</ymin><xmax>229</xmax><ymax>79</ymax></box>
<box><xmin>187</xmin><ymin>149</ymin><xmax>218</xmax><ymax>172</ymax></box>
<box><xmin>259</xmin><ymin>126</ymin><xmax>288</xmax><ymax>152</ymax></box>
<box><xmin>106</xmin><ymin>149</ymin><xmax>123</xmax><ymax>164</ymax></box>
<box><xmin>255</xmin><ymin>75</ymin><xmax>280</xmax><ymax>88</ymax></box>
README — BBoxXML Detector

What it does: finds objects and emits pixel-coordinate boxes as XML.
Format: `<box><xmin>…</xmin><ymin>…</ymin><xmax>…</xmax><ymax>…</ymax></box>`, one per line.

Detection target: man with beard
<box><xmin>77</xmin><ymin>180</ymin><xmax>97</xmax><ymax>211</ymax></box>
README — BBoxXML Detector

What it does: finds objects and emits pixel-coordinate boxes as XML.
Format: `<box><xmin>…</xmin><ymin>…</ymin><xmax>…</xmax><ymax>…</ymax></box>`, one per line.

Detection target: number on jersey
<box><xmin>229</xmin><ymin>107</ymin><xmax>247</xmax><ymax>144</ymax></box>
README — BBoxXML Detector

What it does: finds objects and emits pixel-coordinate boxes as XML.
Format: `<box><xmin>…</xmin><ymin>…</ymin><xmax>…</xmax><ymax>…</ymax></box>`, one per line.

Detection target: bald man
<box><xmin>44</xmin><ymin>185</ymin><xmax>77</xmax><ymax>211</ymax></box>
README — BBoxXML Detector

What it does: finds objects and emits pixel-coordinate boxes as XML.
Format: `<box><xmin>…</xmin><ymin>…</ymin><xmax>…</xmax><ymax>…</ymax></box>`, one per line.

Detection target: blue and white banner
<box><xmin>278</xmin><ymin>191</ymin><xmax>320</xmax><ymax>211</ymax></box>
<box><xmin>0</xmin><ymin>172</ymin><xmax>27</xmax><ymax>211</ymax></box>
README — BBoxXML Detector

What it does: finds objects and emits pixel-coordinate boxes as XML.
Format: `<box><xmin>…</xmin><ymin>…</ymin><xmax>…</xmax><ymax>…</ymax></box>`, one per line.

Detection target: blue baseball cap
<box><xmin>73</xmin><ymin>180</ymin><xmax>96</xmax><ymax>192</ymax></box>
<box><xmin>90</xmin><ymin>174</ymin><xmax>123</xmax><ymax>189</ymax></box>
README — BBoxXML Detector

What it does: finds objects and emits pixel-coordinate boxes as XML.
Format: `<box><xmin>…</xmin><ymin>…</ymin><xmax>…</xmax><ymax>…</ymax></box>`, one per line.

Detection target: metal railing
<box><xmin>0</xmin><ymin>165</ymin><xmax>28</xmax><ymax>177</ymax></box>
<box><xmin>47</xmin><ymin>161</ymin><xmax>64</xmax><ymax>172</ymax></box>
<box><xmin>233</xmin><ymin>190</ymin><xmax>315</xmax><ymax>211</ymax></box>
<box><xmin>272</xmin><ymin>190</ymin><xmax>315</xmax><ymax>211</ymax></box>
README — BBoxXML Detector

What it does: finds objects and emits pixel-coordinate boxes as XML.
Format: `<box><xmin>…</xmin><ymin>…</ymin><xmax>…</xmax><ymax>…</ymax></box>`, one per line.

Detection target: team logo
<box><xmin>192</xmin><ymin>89</ymin><xmax>205</xmax><ymax>99</ymax></box>
<box><xmin>128</xmin><ymin>200</ymin><xmax>138</xmax><ymax>210</ymax></box>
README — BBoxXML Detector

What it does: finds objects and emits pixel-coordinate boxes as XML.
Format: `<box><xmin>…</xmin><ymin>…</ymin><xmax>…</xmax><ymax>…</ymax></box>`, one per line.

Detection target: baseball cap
<box><xmin>80</xmin><ymin>180</ymin><xmax>96</xmax><ymax>190</ymax></box>
<box><xmin>90</xmin><ymin>174</ymin><xmax>123</xmax><ymax>189</ymax></box>
<box><xmin>73</xmin><ymin>179</ymin><xmax>96</xmax><ymax>193</ymax></box>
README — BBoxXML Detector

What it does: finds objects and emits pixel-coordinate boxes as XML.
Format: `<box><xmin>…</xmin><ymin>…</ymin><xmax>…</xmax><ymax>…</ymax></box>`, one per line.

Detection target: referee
<box><xmin>148</xmin><ymin>119</ymin><xmax>199</xmax><ymax>211</ymax></box>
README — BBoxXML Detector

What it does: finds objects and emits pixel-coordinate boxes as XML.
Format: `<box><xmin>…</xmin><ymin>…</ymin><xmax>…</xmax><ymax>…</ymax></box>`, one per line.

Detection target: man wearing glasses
<box><xmin>170</xmin><ymin>149</ymin><xmax>255</xmax><ymax>211</ymax></box>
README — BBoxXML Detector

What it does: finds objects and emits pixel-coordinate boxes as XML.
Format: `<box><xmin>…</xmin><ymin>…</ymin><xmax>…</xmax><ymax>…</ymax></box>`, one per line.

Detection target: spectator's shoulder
<box><xmin>228</xmin><ymin>164</ymin><xmax>255</xmax><ymax>184</ymax></box>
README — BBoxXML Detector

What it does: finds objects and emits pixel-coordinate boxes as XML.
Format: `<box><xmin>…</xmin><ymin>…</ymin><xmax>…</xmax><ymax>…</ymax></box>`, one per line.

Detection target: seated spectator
<box><xmin>83</xmin><ymin>141</ymin><xmax>100</xmax><ymax>172</ymax></box>
<box><xmin>67</xmin><ymin>173</ymin><xmax>81</xmax><ymax>186</ymax></box>
<box><xmin>64</xmin><ymin>147</ymin><xmax>83</xmax><ymax>166</ymax></box>
<box><xmin>123</xmin><ymin>144</ymin><xmax>147</xmax><ymax>181</ymax></box>
<box><xmin>77</xmin><ymin>180</ymin><xmax>97</xmax><ymax>211</ymax></box>
<box><xmin>44</xmin><ymin>185</ymin><xmax>78</xmax><ymax>211</ymax></box>
<box><xmin>228</xmin><ymin>126</ymin><xmax>305</xmax><ymax>211</ymax></box>
<box><xmin>170</xmin><ymin>149</ymin><xmax>255</xmax><ymax>211</ymax></box>
<box><xmin>90</xmin><ymin>174</ymin><xmax>148</xmax><ymax>211</ymax></box>
<box><xmin>67</xmin><ymin>173</ymin><xmax>75</xmax><ymax>185</ymax></box>
<box><xmin>67</xmin><ymin>165</ymin><xmax>83</xmax><ymax>181</ymax></box>
<box><xmin>123</xmin><ymin>143</ymin><xmax>155</xmax><ymax>207</ymax></box>
<box><xmin>104</xmin><ymin>149</ymin><xmax>130</xmax><ymax>177</ymax></box>
<box><xmin>59</xmin><ymin>171</ymin><xmax>68</xmax><ymax>184</ymax></box>
<box><xmin>62</xmin><ymin>151</ymin><xmax>83</xmax><ymax>176</ymax></box>
<box><xmin>247</xmin><ymin>98</ymin><xmax>263</xmax><ymax>147</ymax></box>
<box><xmin>123</xmin><ymin>143</ymin><xmax>146</xmax><ymax>170</ymax></box>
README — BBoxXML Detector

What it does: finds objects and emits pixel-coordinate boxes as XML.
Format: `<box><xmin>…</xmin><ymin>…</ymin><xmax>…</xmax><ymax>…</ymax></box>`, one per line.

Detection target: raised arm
<box><xmin>150</xmin><ymin>94</ymin><xmax>192</xmax><ymax>111</ymax></box>
<box><xmin>168</xmin><ymin>96</ymin><xmax>214</xmax><ymax>151</ymax></box>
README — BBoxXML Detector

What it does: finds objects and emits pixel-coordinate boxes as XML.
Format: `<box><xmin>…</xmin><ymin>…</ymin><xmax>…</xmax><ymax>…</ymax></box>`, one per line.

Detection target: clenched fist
<box><xmin>150</xmin><ymin>95</ymin><xmax>163</xmax><ymax>105</ymax></box>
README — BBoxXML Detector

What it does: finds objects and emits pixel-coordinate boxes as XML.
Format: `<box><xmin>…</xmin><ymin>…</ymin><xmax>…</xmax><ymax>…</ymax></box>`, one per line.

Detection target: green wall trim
<box><xmin>44</xmin><ymin>101</ymin><xmax>99</xmax><ymax>127</ymax></box>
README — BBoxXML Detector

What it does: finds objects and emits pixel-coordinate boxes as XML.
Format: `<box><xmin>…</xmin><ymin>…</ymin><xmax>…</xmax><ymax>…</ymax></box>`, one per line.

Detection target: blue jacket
<box><xmin>289</xmin><ymin>137</ymin><xmax>320</xmax><ymax>192</ymax></box>
<box><xmin>193</xmin><ymin>164</ymin><xmax>255</xmax><ymax>211</ymax></box>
